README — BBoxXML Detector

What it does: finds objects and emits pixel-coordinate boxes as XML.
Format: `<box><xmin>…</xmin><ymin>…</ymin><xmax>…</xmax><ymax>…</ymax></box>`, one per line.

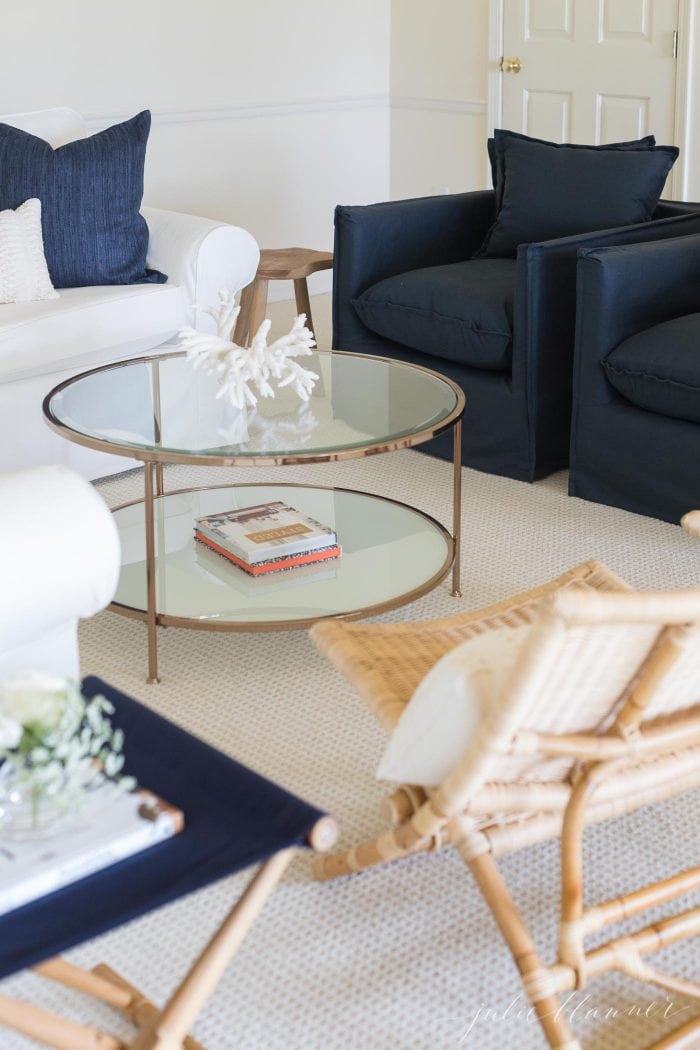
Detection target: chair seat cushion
<box><xmin>603</xmin><ymin>313</ymin><xmax>700</xmax><ymax>424</ymax></box>
<box><xmin>352</xmin><ymin>259</ymin><xmax>516</xmax><ymax>371</ymax></box>
<box><xmin>377</xmin><ymin>624</ymin><xmax>532</xmax><ymax>787</ymax></box>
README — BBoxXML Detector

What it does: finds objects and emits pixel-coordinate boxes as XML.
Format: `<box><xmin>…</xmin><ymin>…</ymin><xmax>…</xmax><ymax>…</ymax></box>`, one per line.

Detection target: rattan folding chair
<box><xmin>0</xmin><ymin>678</ymin><xmax>338</xmax><ymax>1050</ymax></box>
<box><xmin>310</xmin><ymin>560</ymin><xmax>700</xmax><ymax>1050</ymax></box>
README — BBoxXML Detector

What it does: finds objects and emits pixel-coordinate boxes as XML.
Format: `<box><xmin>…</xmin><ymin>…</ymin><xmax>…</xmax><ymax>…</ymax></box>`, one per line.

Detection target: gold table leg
<box><xmin>151</xmin><ymin>361</ymin><xmax>165</xmax><ymax>498</ymax></box>
<box><xmin>451</xmin><ymin>418</ymin><xmax>462</xmax><ymax>598</ymax></box>
<box><xmin>144</xmin><ymin>462</ymin><xmax>160</xmax><ymax>684</ymax></box>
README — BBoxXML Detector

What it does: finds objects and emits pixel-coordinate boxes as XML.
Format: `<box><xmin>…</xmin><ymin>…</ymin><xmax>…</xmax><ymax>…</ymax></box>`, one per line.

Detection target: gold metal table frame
<box><xmin>44</xmin><ymin>350</ymin><xmax>465</xmax><ymax>684</ymax></box>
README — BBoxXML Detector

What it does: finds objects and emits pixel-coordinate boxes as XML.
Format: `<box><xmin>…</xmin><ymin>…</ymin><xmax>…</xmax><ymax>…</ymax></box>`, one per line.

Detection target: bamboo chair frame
<box><xmin>0</xmin><ymin>816</ymin><xmax>338</xmax><ymax>1050</ymax></box>
<box><xmin>310</xmin><ymin>560</ymin><xmax>700</xmax><ymax>1050</ymax></box>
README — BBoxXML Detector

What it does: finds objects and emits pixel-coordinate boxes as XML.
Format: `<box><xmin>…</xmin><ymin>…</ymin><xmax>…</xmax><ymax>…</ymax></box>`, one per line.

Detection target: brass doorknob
<box><xmin>500</xmin><ymin>56</ymin><xmax>522</xmax><ymax>74</ymax></box>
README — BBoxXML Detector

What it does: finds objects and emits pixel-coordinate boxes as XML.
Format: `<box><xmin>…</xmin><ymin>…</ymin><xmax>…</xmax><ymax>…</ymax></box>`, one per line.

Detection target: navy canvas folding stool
<box><xmin>0</xmin><ymin>678</ymin><xmax>337</xmax><ymax>1049</ymax></box>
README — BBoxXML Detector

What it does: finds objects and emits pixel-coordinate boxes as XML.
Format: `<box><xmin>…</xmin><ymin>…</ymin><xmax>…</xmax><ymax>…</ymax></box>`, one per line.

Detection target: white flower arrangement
<box><xmin>177</xmin><ymin>288</ymin><xmax>319</xmax><ymax>410</ymax></box>
<box><xmin>0</xmin><ymin>674</ymin><xmax>135</xmax><ymax>832</ymax></box>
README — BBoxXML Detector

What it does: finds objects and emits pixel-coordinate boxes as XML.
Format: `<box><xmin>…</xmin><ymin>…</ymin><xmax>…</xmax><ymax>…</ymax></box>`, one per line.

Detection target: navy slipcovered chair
<box><xmin>333</xmin><ymin>194</ymin><xmax>700</xmax><ymax>481</ymax></box>
<box><xmin>570</xmin><ymin>233</ymin><xmax>700</xmax><ymax>523</ymax></box>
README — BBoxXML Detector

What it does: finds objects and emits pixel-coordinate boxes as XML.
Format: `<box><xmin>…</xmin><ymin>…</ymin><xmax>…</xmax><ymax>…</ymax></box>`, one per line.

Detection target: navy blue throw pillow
<box><xmin>486</xmin><ymin>130</ymin><xmax>656</xmax><ymax>211</ymax></box>
<box><xmin>0</xmin><ymin>110</ymin><xmax>166</xmax><ymax>288</ymax></box>
<box><xmin>478</xmin><ymin>130</ymin><xmax>677</xmax><ymax>259</ymax></box>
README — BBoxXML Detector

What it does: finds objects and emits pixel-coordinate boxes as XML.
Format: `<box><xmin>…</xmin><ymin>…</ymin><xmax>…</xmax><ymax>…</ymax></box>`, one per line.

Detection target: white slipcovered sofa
<box><xmin>0</xmin><ymin>108</ymin><xmax>260</xmax><ymax>480</ymax></box>
<box><xmin>0</xmin><ymin>466</ymin><xmax>120</xmax><ymax>679</ymax></box>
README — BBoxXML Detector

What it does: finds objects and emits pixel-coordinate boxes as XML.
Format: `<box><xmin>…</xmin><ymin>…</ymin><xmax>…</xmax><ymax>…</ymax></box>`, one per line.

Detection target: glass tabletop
<box><xmin>44</xmin><ymin>350</ymin><xmax>463</xmax><ymax>464</ymax></box>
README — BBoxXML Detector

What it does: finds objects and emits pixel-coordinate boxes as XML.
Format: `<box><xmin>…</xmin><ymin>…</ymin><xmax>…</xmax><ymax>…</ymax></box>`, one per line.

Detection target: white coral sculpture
<box><xmin>177</xmin><ymin>288</ymin><xmax>319</xmax><ymax>410</ymax></box>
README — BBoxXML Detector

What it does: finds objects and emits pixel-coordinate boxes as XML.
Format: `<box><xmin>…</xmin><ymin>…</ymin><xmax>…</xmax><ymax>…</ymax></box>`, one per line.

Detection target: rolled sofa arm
<box><xmin>143</xmin><ymin>206</ymin><xmax>260</xmax><ymax>332</ymax></box>
<box><xmin>0</xmin><ymin>467</ymin><xmax>120</xmax><ymax>674</ymax></box>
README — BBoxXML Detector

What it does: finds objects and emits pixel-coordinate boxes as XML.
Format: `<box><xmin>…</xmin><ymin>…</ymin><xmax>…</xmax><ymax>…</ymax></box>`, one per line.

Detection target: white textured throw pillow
<box><xmin>0</xmin><ymin>198</ymin><xmax>58</xmax><ymax>304</ymax></box>
<box><xmin>377</xmin><ymin>624</ymin><xmax>532</xmax><ymax>787</ymax></box>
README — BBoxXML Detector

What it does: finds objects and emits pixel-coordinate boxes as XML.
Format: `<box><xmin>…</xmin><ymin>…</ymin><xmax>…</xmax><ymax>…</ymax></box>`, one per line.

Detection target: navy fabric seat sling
<box><xmin>0</xmin><ymin>677</ymin><xmax>323</xmax><ymax>980</ymax></box>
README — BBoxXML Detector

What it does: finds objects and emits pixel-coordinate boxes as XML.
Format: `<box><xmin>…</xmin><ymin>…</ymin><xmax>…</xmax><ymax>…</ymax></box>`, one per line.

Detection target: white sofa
<box><xmin>0</xmin><ymin>466</ymin><xmax>120</xmax><ymax>679</ymax></box>
<box><xmin>0</xmin><ymin>108</ymin><xmax>260</xmax><ymax>480</ymax></box>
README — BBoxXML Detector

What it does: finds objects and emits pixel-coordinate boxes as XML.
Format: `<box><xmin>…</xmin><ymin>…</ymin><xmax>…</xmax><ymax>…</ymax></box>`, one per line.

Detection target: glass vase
<box><xmin>0</xmin><ymin>765</ymin><xmax>73</xmax><ymax>841</ymax></box>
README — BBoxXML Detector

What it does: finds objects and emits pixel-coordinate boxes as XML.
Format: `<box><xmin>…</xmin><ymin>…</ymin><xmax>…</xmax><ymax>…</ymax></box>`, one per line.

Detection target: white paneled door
<box><xmin>500</xmin><ymin>0</ymin><xmax>679</xmax><ymax>148</ymax></box>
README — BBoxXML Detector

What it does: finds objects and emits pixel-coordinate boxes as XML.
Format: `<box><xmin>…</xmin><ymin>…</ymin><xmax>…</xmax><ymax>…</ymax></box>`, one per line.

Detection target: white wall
<box><xmin>389</xmin><ymin>0</ymin><xmax>700</xmax><ymax>204</ymax></box>
<box><xmin>390</xmin><ymin>0</ymin><xmax>489</xmax><ymax>199</ymax></box>
<box><xmin>0</xmin><ymin>0</ymin><xmax>391</xmax><ymax>299</ymax></box>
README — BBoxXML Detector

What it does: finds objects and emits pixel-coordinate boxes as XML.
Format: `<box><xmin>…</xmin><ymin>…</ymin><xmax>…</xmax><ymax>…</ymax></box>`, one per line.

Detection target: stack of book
<box><xmin>194</xmin><ymin>500</ymin><xmax>341</xmax><ymax>576</ymax></box>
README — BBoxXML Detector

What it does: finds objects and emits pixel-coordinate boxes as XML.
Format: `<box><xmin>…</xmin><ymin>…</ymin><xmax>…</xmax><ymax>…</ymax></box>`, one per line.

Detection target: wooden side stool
<box><xmin>233</xmin><ymin>247</ymin><xmax>333</xmax><ymax>346</ymax></box>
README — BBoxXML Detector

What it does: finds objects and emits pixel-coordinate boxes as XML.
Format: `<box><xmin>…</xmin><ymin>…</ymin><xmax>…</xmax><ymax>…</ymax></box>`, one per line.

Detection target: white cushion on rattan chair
<box><xmin>377</xmin><ymin>624</ymin><xmax>532</xmax><ymax>786</ymax></box>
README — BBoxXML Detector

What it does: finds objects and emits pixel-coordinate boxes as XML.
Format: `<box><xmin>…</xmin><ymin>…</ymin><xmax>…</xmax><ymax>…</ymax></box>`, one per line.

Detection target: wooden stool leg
<box><xmin>293</xmin><ymin>278</ymin><xmax>314</xmax><ymax>338</ymax></box>
<box><xmin>0</xmin><ymin>991</ymin><xmax>121</xmax><ymax>1050</ymax></box>
<box><xmin>35</xmin><ymin>958</ymin><xmax>131</xmax><ymax>1011</ymax></box>
<box><xmin>246</xmin><ymin>279</ymin><xmax>269</xmax><ymax>345</ymax></box>
<box><xmin>92</xmin><ymin>966</ymin><xmax>203</xmax><ymax>1050</ymax></box>
<box><xmin>232</xmin><ymin>282</ymin><xmax>254</xmax><ymax>345</ymax></box>
<box><xmin>129</xmin><ymin>850</ymin><xmax>293</xmax><ymax>1050</ymax></box>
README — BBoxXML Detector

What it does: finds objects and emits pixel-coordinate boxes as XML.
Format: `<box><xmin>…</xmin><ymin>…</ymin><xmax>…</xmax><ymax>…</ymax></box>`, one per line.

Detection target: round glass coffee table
<box><xmin>44</xmin><ymin>350</ymin><xmax>465</xmax><ymax>682</ymax></box>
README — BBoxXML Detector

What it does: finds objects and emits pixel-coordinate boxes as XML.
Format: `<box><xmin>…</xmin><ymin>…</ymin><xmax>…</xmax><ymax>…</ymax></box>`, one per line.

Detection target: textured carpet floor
<box><xmin>2</xmin><ymin>453</ymin><xmax>700</xmax><ymax>1050</ymax></box>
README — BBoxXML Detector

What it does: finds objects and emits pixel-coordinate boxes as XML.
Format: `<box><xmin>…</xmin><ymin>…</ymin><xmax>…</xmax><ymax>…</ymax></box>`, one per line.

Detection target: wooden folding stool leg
<box><xmin>129</xmin><ymin>849</ymin><xmax>295</xmax><ymax>1050</ymax></box>
<box><xmin>22</xmin><ymin>956</ymin><xmax>202</xmax><ymax>1050</ymax></box>
<box><xmin>90</xmin><ymin>967</ymin><xmax>203</xmax><ymax>1050</ymax></box>
<box><xmin>36</xmin><ymin>957</ymin><xmax>133</xmax><ymax>1013</ymax></box>
<box><xmin>0</xmin><ymin>991</ymin><xmax>122</xmax><ymax>1050</ymax></box>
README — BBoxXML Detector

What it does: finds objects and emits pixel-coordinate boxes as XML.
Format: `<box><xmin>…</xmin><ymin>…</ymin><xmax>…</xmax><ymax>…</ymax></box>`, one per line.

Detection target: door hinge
<box><xmin>672</xmin><ymin>29</ymin><xmax>678</xmax><ymax>60</ymax></box>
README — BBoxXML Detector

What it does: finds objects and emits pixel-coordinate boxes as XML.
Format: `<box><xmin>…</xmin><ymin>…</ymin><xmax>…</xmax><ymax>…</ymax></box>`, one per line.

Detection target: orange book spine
<box><xmin>195</xmin><ymin>532</ymin><xmax>341</xmax><ymax>575</ymax></box>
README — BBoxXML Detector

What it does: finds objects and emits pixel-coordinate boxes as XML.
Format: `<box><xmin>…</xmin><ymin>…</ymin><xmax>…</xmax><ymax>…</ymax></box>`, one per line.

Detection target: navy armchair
<box><xmin>570</xmin><ymin>233</ymin><xmax>700</xmax><ymax>523</ymax></box>
<box><xmin>333</xmin><ymin>192</ymin><xmax>700</xmax><ymax>481</ymax></box>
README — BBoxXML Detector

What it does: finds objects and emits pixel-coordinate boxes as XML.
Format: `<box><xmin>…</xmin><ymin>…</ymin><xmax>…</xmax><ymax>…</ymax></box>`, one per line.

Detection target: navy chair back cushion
<box><xmin>486</xmin><ymin>130</ymin><xmax>656</xmax><ymax>211</ymax></box>
<box><xmin>479</xmin><ymin>131</ymin><xmax>678</xmax><ymax>259</ymax></box>
<box><xmin>0</xmin><ymin>110</ymin><xmax>166</xmax><ymax>288</ymax></box>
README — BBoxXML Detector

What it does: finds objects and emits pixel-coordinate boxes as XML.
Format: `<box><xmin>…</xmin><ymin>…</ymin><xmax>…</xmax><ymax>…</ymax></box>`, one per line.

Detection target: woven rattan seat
<box><xmin>311</xmin><ymin>559</ymin><xmax>700</xmax><ymax>1050</ymax></box>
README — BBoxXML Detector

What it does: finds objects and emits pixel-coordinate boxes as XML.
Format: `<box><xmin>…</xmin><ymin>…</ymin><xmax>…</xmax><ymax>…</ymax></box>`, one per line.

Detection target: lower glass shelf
<box><xmin>111</xmin><ymin>483</ymin><xmax>453</xmax><ymax>630</ymax></box>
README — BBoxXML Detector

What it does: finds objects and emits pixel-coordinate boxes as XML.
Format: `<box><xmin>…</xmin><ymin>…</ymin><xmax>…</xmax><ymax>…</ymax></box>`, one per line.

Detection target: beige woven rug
<box><xmin>3</xmin><ymin>449</ymin><xmax>700</xmax><ymax>1049</ymax></box>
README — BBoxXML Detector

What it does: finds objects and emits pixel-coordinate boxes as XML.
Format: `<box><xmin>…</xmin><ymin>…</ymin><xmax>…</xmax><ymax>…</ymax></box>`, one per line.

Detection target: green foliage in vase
<box><xmin>0</xmin><ymin>675</ymin><xmax>135</xmax><ymax>824</ymax></box>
